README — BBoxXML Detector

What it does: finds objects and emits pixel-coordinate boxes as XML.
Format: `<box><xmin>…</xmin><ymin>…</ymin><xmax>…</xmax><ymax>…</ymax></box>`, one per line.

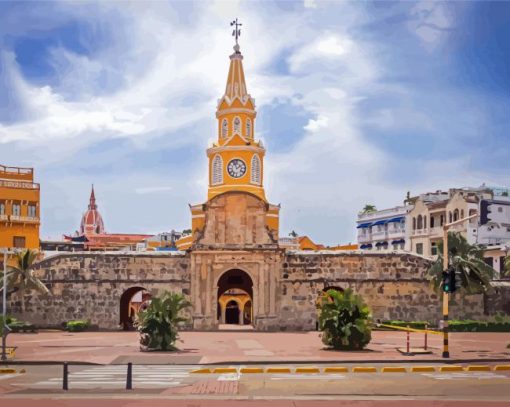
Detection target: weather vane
<box><xmin>231</xmin><ymin>18</ymin><xmax>242</xmax><ymax>45</ymax></box>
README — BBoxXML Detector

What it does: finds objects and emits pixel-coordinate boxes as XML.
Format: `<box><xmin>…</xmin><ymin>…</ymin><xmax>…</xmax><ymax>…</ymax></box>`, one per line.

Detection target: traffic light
<box><xmin>448</xmin><ymin>266</ymin><xmax>457</xmax><ymax>293</ymax></box>
<box><xmin>480</xmin><ymin>200</ymin><xmax>492</xmax><ymax>225</ymax></box>
<box><xmin>442</xmin><ymin>270</ymin><xmax>450</xmax><ymax>293</ymax></box>
<box><xmin>442</xmin><ymin>266</ymin><xmax>457</xmax><ymax>293</ymax></box>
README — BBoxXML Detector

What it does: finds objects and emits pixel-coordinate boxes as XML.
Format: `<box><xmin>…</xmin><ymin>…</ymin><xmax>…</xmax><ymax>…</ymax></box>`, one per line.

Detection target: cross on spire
<box><xmin>231</xmin><ymin>18</ymin><xmax>242</xmax><ymax>46</ymax></box>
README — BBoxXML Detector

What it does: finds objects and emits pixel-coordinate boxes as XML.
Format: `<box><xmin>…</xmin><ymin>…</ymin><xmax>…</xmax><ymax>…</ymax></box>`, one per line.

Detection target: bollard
<box><xmin>63</xmin><ymin>362</ymin><xmax>69</xmax><ymax>391</ymax></box>
<box><xmin>406</xmin><ymin>325</ymin><xmax>410</xmax><ymax>354</ymax></box>
<box><xmin>424</xmin><ymin>323</ymin><xmax>428</xmax><ymax>350</ymax></box>
<box><xmin>126</xmin><ymin>362</ymin><xmax>133</xmax><ymax>390</ymax></box>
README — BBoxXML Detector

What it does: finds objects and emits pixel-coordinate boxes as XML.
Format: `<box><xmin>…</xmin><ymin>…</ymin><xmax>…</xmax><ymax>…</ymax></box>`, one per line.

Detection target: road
<box><xmin>1</xmin><ymin>363</ymin><xmax>509</xmax><ymax>405</ymax></box>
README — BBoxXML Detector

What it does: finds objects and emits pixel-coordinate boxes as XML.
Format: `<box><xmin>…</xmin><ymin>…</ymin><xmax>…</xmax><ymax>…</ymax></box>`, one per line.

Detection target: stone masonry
<box><xmin>7</xmin><ymin>249</ymin><xmax>508</xmax><ymax>330</ymax></box>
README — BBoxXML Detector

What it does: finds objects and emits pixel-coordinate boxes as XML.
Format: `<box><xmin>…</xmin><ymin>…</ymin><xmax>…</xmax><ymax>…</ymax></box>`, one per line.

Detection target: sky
<box><xmin>1</xmin><ymin>0</ymin><xmax>510</xmax><ymax>245</ymax></box>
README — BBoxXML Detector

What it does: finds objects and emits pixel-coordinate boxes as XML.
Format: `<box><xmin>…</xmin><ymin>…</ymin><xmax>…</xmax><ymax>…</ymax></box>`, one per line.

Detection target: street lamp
<box><xmin>441</xmin><ymin>212</ymin><xmax>478</xmax><ymax>358</ymax></box>
<box><xmin>1</xmin><ymin>248</ymin><xmax>16</xmax><ymax>362</ymax></box>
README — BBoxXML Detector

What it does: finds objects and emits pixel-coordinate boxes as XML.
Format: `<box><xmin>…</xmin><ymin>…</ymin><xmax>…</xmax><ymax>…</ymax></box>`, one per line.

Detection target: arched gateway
<box><xmin>119</xmin><ymin>287</ymin><xmax>151</xmax><ymax>331</ymax></box>
<box><xmin>217</xmin><ymin>269</ymin><xmax>253</xmax><ymax>325</ymax></box>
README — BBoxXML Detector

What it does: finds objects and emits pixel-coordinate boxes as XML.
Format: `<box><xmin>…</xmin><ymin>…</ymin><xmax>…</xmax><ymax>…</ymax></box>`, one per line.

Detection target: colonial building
<box><xmin>357</xmin><ymin>205</ymin><xmax>410</xmax><ymax>251</ymax></box>
<box><xmin>0</xmin><ymin>164</ymin><xmax>40</xmax><ymax>265</ymax></box>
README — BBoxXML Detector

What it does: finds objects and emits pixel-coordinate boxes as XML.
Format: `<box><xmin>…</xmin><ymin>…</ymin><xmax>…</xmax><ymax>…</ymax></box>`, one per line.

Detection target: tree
<box><xmin>288</xmin><ymin>230</ymin><xmax>298</xmax><ymax>238</ymax></box>
<box><xmin>182</xmin><ymin>229</ymin><xmax>192</xmax><ymax>236</ymax></box>
<box><xmin>504</xmin><ymin>255</ymin><xmax>510</xmax><ymax>278</ymax></box>
<box><xmin>427</xmin><ymin>232</ymin><xmax>494</xmax><ymax>294</ymax></box>
<box><xmin>360</xmin><ymin>204</ymin><xmax>377</xmax><ymax>214</ymax></box>
<box><xmin>2</xmin><ymin>249</ymin><xmax>50</xmax><ymax>313</ymax></box>
<box><xmin>137</xmin><ymin>291</ymin><xmax>191</xmax><ymax>351</ymax></box>
<box><xmin>318</xmin><ymin>289</ymin><xmax>372</xmax><ymax>350</ymax></box>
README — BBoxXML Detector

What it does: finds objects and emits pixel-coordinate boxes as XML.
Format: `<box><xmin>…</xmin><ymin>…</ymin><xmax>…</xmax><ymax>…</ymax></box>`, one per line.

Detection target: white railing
<box><xmin>0</xmin><ymin>179</ymin><xmax>39</xmax><ymax>190</ymax></box>
<box><xmin>357</xmin><ymin>234</ymin><xmax>372</xmax><ymax>243</ymax></box>
<box><xmin>0</xmin><ymin>214</ymin><xmax>8</xmax><ymax>221</ymax></box>
<box><xmin>7</xmin><ymin>215</ymin><xmax>39</xmax><ymax>223</ymax></box>
<box><xmin>358</xmin><ymin>206</ymin><xmax>408</xmax><ymax>222</ymax></box>
<box><xmin>387</xmin><ymin>229</ymin><xmax>405</xmax><ymax>239</ymax></box>
<box><xmin>371</xmin><ymin>230</ymin><xmax>388</xmax><ymax>239</ymax></box>
<box><xmin>412</xmin><ymin>228</ymin><xmax>429</xmax><ymax>236</ymax></box>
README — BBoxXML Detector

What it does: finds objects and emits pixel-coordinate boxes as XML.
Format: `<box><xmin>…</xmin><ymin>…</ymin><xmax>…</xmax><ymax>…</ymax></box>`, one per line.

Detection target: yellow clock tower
<box><xmin>207</xmin><ymin>43</ymin><xmax>266</xmax><ymax>202</ymax></box>
<box><xmin>178</xmin><ymin>38</ymin><xmax>280</xmax><ymax>250</ymax></box>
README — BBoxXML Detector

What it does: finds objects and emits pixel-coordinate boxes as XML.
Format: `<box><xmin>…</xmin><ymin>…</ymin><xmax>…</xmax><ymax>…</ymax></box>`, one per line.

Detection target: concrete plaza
<box><xmin>5</xmin><ymin>330</ymin><xmax>510</xmax><ymax>364</ymax></box>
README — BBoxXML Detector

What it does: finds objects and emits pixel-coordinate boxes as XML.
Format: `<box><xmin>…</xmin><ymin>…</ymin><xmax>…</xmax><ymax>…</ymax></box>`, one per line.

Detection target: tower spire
<box><xmin>89</xmin><ymin>184</ymin><xmax>97</xmax><ymax>210</ymax></box>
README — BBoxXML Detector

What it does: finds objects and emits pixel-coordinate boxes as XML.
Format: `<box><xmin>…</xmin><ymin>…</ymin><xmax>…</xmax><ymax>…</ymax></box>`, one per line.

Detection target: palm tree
<box><xmin>4</xmin><ymin>249</ymin><xmax>50</xmax><ymax>313</ymax></box>
<box><xmin>427</xmin><ymin>232</ymin><xmax>494</xmax><ymax>294</ymax></box>
<box><xmin>137</xmin><ymin>291</ymin><xmax>191</xmax><ymax>351</ymax></box>
<box><xmin>360</xmin><ymin>204</ymin><xmax>377</xmax><ymax>214</ymax></box>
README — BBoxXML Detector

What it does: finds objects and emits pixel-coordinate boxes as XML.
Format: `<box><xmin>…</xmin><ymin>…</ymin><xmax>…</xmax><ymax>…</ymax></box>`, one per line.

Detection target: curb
<box><xmin>3</xmin><ymin>357</ymin><xmax>510</xmax><ymax>366</ymax></box>
<box><xmin>191</xmin><ymin>364</ymin><xmax>510</xmax><ymax>375</ymax></box>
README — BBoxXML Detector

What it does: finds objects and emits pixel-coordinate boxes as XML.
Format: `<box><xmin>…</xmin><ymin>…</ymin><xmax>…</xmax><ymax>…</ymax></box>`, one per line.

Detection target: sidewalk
<box><xmin>4</xmin><ymin>330</ymin><xmax>510</xmax><ymax>365</ymax></box>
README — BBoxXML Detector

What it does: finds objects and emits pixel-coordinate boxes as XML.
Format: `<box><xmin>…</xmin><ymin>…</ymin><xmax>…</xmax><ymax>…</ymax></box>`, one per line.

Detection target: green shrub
<box><xmin>138</xmin><ymin>291</ymin><xmax>191</xmax><ymax>351</ymax></box>
<box><xmin>318</xmin><ymin>288</ymin><xmax>372</xmax><ymax>350</ymax></box>
<box><xmin>66</xmin><ymin>320</ymin><xmax>90</xmax><ymax>332</ymax></box>
<box><xmin>1</xmin><ymin>316</ymin><xmax>36</xmax><ymax>333</ymax></box>
<box><xmin>449</xmin><ymin>320</ymin><xmax>510</xmax><ymax>332</ymax></box>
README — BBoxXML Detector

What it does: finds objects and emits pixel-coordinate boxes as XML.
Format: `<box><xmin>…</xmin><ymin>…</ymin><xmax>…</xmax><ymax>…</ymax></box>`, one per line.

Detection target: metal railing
<box><xmin>0</xmin><ymin>179</ymin><xmax>39</xmax><ymax>190</ymax></box>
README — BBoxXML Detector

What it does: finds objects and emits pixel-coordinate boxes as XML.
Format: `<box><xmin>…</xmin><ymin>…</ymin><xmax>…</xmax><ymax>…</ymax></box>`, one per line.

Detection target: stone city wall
<box><xmin>273</xmin><ymin>251</ymin><xmax>494</xmax><ymax>331</ymax></box>
<box><xmin>8</xmin><ymin>252</ymin><xmax>191</xmax><ymax>329</ymax></box>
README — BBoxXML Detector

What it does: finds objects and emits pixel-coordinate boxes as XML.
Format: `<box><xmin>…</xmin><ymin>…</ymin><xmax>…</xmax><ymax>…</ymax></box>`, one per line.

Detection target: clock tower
<box><xmin>180</xmin><ymin>40</ymin><xmax>280</xmax><ymax>250</ymax></box>
<box><xmin>207</xmin><ymin>43</ymin><xmax>266</xmax><ymax>202</ymax></box>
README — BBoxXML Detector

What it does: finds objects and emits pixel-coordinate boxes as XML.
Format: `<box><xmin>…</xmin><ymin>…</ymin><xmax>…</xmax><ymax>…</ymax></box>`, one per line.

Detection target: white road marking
<box><xmin>270</xmin><ymin>374</ymin><xmax>346</xmax><ymax>380</ymax></box>
<box><xmin>217</xmin><ymin>373</ymin><xmax>240</xmax><ymax>381</ymax></box>
<box><xmin>31</xmin><ymin>365</ymin><xmax>196</xmax><ymax>389</ymax></box>
<box><xmin>423</xmin><ymin>372</ymin><xmax>509</xmax><ymax>380</ymax></box>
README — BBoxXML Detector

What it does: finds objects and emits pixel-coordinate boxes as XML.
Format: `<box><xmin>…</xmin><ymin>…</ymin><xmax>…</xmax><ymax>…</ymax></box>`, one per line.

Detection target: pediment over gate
<box><xmin>194</xmin><ymin>192</ymin><xmax>277</xmax><ymax>249</ymax></box>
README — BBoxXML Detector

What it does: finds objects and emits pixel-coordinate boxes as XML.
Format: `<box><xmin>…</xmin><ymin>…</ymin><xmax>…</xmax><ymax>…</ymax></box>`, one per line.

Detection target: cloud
<box><xmin>0</xmin><ymin>1</ymin><xmax>508</xmax><ymax>244</ymax></box>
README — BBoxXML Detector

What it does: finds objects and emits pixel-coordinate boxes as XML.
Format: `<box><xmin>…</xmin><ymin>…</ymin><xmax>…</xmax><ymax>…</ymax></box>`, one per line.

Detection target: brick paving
<box><xmin>4</xmin><ymin>330</ymin><xmax>510</xmax><ymax>365</ymax></box>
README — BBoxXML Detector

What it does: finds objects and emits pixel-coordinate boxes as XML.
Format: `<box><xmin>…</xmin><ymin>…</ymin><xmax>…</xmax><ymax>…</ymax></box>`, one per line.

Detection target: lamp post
<box><xmin>1</xmin><ymin>248</ymin><xmax>10</xmax><ymax>361</ymax></box>
<box><xmin>441</xmin><ymin>213</ymin><xmax>478</xmax><ymax>358</ymax></box>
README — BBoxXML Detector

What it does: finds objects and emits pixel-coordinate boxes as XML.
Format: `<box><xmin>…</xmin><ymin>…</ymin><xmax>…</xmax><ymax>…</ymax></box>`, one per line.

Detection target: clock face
<box><xmin>227</xmin><ymin>159</ymin><xmax>247</xmax><ymax>178</ymax></box>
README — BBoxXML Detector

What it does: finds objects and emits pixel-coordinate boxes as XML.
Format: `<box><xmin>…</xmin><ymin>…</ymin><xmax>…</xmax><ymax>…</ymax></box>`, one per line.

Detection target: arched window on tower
<box><xmin>251</xmin><ymin>154</ymin><xmax>261</xmax><ymax>185</ymax></box>
<box><xmin>233</xmin><ymin>116</ymin><xmax>241</xmax><ymax>135</ymax></box>
<box><xmin>246</xmin><ymin>119</ymin><xmax>252</xmax><ymax>138</ymax></box>
<box><xmin>212</xmin><ymin>155</ymin><xmax>223</xmax><ymax>185</ymax></box>
<box><xmin>221</xmin><ymin>119</ymin><xmax>228</xmax><ymax>138</ymax></box>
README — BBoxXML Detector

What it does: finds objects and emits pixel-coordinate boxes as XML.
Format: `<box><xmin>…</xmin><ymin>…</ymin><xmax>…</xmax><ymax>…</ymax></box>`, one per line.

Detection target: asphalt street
<box><xmin>1</xmin><ymin>363</ymin><xmax>509</xmax><ymax>404</ymax></box>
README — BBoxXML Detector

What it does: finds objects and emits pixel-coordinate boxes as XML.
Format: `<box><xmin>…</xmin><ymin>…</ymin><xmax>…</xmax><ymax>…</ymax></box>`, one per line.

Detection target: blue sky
<box><xmin>1</xmin><ymin>1</ymin><xmax>509</xmax><ymax>244</ymax></box>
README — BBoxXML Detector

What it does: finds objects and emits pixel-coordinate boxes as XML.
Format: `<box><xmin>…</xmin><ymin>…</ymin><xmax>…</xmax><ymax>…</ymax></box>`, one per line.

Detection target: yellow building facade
<box><xmin>0</xmin><ymin>164</ymin><xmax>40</xmax><ymax>263</ymax></box>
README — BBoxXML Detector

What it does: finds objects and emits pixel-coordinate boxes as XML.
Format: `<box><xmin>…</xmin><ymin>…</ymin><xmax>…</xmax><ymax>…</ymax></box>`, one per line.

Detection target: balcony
<box><xmin>429</xmin><ymin>227</ymin><xmax>443</xmax><ymax>237</ymax></box>
<box><xmin>358</xmin><ymin>206</ymin><xmax>409</xmax><ymax>222</ymax></box>
<box><xmin>358</xmin><ymin>233</ymin><xmax>372</xmax><ymax>244</ymax></box>
<box><xmin>0</xmin><ymin>214</ymin><xmax>8</xmax><ymax>221</ymax></box>
<box><xmin>387</xmin><ymin>228</ymin><xmax>405</xmax><ymax>239</ymax></box>
<box><xmin>371</xmin><ymin>230</ymin><xmax>388</xmax><ymax>239</ymax></box>
<box><xmin>8</xmin><ymin>215</ymin><xmax>40</xmax><ymax>224</ymax></box>
<box><xmin>0</xmin><ymin>179</ymin><xmax>39</xmax><ymax>190</ymax></box>
<box><xmin>412</xmin><ymin>228</ymin><xmax>429</xmax><ymax>237</ymax></box>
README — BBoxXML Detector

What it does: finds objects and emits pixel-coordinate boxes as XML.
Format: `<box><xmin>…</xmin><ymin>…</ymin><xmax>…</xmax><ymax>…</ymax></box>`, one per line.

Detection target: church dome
<box><xmin>80</xmin><ymin>185</ymin><xmax>105</xmax><ymax>235</ymax></box>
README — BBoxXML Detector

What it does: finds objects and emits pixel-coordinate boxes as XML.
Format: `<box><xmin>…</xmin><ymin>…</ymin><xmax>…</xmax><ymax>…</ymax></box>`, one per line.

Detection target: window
<box><xmin>246</xmin><ymin>119</ymin><xmax>252</xmax><ymax>137</ymax></box>
<box><xmin>461</xmin><ymin>209</ymin><xmax>464</xmax><ymax>218</ymax></box>
<box><xmin>453</xmin><ymin>209</ymin><xmax>459</xmax><ymax>222</ymax></box>
<box><xmin>250</xmin><ymin>154</ymin><xmax>261</xmax><ymax>185</ymax></box>
<box><xmin>12</xmin><ymin>202</ymin><xmax>21</xmax><ymax>216</ymax></box>
<box><xmin>28</xmin><ymin>204</ymin><xmax>37</xmax><ymax>217</ymax></box>
<box><xmin>233</xmin><ymin>117</ymin><xmax>241</xmax><ymax>134</ymax></box>
<box><xmin>13</xmin><ymin>236</ymin><xmax>26</xmax><ymax>248</ymax></box>
<box><xmin>484</xmin><ymin>257</ymin><xmax>494</xmax><ymax>268</ymax></box>
<box><xmin>412</xmin><ymin>217</ymin><xmax>416</xmax><ymax>230</ymax></box>
<box><xmin>416</xmin><ymin>243</ymin><xmax>423</xmax><ymax>255</ymax></box>
<box><xmin>221</xmin><ymin>119</ymin><xmax>228</xmax><ymax>138</ymax></box>
<box><xmin>430</xmin><ymin>216</ymin><xmax>435</xmax><ymax>228</ymax></box>
<box><xmin>0</xmin><ymin>201</ymin><xmax>5</xmax><ymax>215</ymax></box>
<box><xmin>417</xmin><ymin>215</ymin><xmax>423</xmax><ymax>229</ymax></box>
<box><xmin>440</xmin><ymin>215</ymin><xmax>444</xmax><ymax>226</ymax></box>
<box><xmin>424</xmin><ymin>215</ymin><xmax>427</xmax><ymax>229</ymax></box>
<box><xmin>431</xmin><ymin>243</ymin><xmax>438</xmax><ymax>256</ymax></box>
<box><xmin>212</xmin><ymin>155</ymin><xmax>223</xmax><ymax>185</ymax></box>
<box><xmin>449</xmin><ymin>212</ymin><xmax>452</xmax><ymax>223</ymax></box>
